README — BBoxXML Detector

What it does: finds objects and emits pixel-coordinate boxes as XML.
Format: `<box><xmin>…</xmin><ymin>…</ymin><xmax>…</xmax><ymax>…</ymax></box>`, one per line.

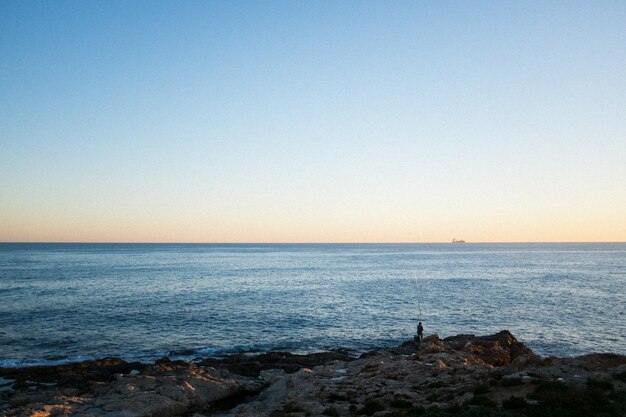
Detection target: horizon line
<box><xmin>1</xmin><ymin>241</ymin><xmax>625</xmax><ymax>245</ymax></box>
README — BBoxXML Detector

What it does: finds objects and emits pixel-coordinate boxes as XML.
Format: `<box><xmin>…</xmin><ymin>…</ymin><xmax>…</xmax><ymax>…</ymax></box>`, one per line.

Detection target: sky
<box><xmin>1</xmin><ymin>1</ymin><xmax>625</xmax><ymax>243</ymax></box>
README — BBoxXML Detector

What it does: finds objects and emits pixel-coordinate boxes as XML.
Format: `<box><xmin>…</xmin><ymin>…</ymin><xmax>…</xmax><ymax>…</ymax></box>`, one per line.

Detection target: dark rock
<box><xmin>442</xmin><ymin>334</ymin><xmax>477</xmax><ymax>350</ymax></box>
<box><xmin>359</xmin><ymin>349</ymin><xmax>393</xmax><ymax>359</ymax></box>
<box><xmin>198</xmin><ymin>350</ymin><xmax>356</xmax><ymax>377</ymax></box>
<box><xmin>3</xmin><ymin>331</ymin><xmax>626</xmax><ymax>417</ymax></box>
<box><xmin>442</xmin><ymin>330</ymin><xmax>534</xmax><ymax>366</ymax></box>
<box><xmin>0</xmin><ymin>358</ymin><xmax>146</xmax><ymax>390</ymax></box>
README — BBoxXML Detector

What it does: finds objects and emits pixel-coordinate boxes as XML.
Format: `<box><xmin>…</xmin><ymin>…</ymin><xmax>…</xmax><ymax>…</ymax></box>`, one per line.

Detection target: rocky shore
<box><xmin>2</xmin><ymin>331</ymin><xmax>626</xmax><ymax>417</ymax></box>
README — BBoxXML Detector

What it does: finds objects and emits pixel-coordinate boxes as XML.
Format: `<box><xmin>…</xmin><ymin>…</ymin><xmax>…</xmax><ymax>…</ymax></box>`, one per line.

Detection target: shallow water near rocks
<box><xmin>0</xmin><ymin>243</ymin><xmax>624</xmax><ymax>367</ymax></box>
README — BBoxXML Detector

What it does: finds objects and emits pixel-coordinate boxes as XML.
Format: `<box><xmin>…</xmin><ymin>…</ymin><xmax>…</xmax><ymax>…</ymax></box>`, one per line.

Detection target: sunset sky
<box><xmin>1</xmin><ymin>1</ymin><xmax>625</xmax><ymax>243</ymax></box>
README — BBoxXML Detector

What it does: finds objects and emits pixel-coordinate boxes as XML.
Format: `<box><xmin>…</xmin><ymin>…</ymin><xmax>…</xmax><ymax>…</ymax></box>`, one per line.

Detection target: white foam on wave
<box><xmin>0</xmin><ymin>355</ymin><xmax>93</xmax><ymax>368</ymax></box>
<box><xmin>1</xmin><ymin>344</ymin><xmax>277</xmax><ymax>369</ymax></box>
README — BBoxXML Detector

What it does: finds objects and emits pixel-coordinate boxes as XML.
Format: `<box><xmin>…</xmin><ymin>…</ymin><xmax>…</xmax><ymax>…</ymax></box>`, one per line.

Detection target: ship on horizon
<box><xmin>452</xmin><ymin>238</ymin><xmax>466</xmax><ymax>243</ymax></box>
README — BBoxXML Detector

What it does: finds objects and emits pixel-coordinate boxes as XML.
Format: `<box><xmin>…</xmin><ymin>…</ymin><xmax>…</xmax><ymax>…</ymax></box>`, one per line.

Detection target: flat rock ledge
<box><xmin>1</xmin><ymin>331</ymin><xmax>625</xmax><ymax>417</ymax></box>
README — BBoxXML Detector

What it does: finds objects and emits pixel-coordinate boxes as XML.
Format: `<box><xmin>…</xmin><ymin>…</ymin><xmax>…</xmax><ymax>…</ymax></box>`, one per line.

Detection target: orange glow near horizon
<box><xmin>2</xmin><ymin>2</ymin><xmax>625</xmax><ymax>244</ymax></box>
<box><xmin>1</xmin><ymin>205</ymin><xmax>624</xmax><ymax>243</ymax></box>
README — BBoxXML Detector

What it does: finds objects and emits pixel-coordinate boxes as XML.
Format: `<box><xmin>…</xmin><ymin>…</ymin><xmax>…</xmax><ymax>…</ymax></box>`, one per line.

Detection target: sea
<box><xmin>0</xmin><ymin>243</ymin><xmax>625</xmax><ymax>368</ymax></box>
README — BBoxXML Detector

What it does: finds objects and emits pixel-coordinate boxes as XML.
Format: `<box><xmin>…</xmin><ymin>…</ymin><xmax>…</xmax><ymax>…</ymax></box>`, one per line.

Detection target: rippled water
<box><xmin>0</xmin><ymin>243</ymin><xmax>624</xmax><ymax>367</ymax></box>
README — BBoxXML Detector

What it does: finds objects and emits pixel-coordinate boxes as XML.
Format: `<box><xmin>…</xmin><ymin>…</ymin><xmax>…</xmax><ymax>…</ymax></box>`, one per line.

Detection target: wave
<box><xmin>0</xmin><ymin>343</ymin><xmax>285</xmax><ymax>369</ymax></box>
<box><xmin>0</xmin><ymin>355</ymin><xmax>95</xmax><ymax>368</ymax></box>
<box><xmin>0</xmin><ymin>338</ymin><xmax>375</xmax><ymax>369</ymax></box>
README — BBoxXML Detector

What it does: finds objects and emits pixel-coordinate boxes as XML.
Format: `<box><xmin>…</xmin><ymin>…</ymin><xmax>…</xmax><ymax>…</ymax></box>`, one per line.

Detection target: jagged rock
<box><xmin>198</xmin><ymin>350</ymin><xmax>355</xmax><ymax>377</ymax></box>
<box><xmin>2</xmin><ymin>331</ymin><xmax>625</xmax><ymax>417</ymax></box>
<box><xmin>1</xmin><ymin>362</ymin><xmax>263</xmax><ymax>417</ymax></box>
<box><xmin>213</xmin><ymin>331</ymin><xmax>626</xmax><ymax>417</ymax></box>
<box><xmin>442</xmin><ymin>330</ymin><xmax>534</xmax><ymax>366</ymax></box>
<box><xmin>510</xmin><ymin>353</ymin><xmax>545</xmax><ymax>369</ymax></box>
<box><xmin>0</xmin><ymin>358</ymin><xmax>146</xmax><ymax>393</ymax></box>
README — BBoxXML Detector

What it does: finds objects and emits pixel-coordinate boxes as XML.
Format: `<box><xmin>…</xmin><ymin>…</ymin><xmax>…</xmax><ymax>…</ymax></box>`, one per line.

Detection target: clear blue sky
<box><xmin>1</xmin><ymin>1</ymin><xmax>625</xmax><ymax>242</ymax></box>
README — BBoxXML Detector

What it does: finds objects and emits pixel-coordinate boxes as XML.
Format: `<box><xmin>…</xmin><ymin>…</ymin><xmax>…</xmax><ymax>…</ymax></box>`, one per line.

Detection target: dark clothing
<box><xmin>417</xmin><ymin>324</ymin><xmax>424</xmax><ymax>340</ymax></box>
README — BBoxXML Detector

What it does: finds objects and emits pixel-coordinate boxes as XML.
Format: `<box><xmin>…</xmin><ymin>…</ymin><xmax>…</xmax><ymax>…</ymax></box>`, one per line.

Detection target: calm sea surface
<box><xmin>0</xmin><ymin>243</ymin><xmax>625</xmax><ymax>367</ymax></box>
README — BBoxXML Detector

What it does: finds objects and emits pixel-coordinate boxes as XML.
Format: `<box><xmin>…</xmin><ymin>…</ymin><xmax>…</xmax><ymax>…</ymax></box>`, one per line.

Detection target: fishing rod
<box><xmin>414</xmin><ymin>273</ymin><xmax>422</xmax><ymax>324</ymax></box>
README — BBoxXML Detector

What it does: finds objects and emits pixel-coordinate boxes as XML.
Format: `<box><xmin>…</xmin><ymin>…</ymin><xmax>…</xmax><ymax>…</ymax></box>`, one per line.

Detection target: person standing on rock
<box><xmin>417</xmin><ymin>322</ymin><xmax>424</xmax><ymax>341</ymax></box>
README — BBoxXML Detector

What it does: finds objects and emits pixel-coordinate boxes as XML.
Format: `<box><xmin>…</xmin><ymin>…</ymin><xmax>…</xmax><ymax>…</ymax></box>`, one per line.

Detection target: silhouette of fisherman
<box><xmin>417</xmin><ymin>322</ymin><xmax>424</xmax><ymax>341</ymax></box>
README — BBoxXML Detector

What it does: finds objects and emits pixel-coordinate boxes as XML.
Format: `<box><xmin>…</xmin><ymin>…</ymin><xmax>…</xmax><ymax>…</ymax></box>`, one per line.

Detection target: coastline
<box><xmin>3</xmin><ymin>242</ymin><xmax>625</xmax><ymax>363</ymax></box>
<box><xmin>2</xmin><ymin>331</ymin><xmax>625</xmax><ymax>416</ymax></box>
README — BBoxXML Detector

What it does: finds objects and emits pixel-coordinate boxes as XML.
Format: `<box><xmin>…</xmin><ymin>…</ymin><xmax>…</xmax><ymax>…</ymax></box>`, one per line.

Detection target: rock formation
<box><xmin>2</xmin><ymin>331</ymin><xmax>625</xmax><ymax>417</ymax></box>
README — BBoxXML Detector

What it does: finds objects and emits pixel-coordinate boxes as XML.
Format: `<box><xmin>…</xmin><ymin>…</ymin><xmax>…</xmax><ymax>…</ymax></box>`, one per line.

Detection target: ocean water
<box><xmin>0</xmin><ymin>243</ymin><xmax>625</xmax><ymax>367</ymax></box>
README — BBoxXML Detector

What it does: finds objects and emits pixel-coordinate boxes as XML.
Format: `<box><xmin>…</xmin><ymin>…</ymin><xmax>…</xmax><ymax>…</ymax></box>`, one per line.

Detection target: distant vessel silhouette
<box><xmin>452</xmin><ymin>238</ymin><xmax>466</xmax><ymax>243</ymax></box>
